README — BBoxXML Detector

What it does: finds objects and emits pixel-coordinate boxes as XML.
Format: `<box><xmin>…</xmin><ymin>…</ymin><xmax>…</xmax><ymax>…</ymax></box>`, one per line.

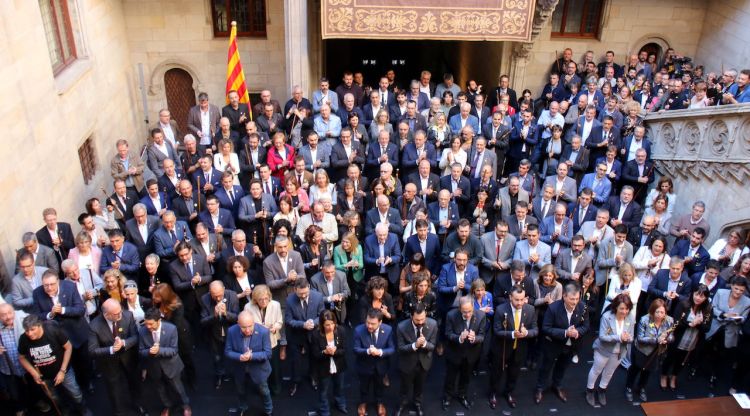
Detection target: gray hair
<box><xmin>232</xmin><ymin>229</ymin><xmax>246</xmax><ymax>239</ymax></box>
<box><xmin>60</xmin><ymin>259</ymin><xmax>77</xmax><ymax>273</ymax></box>
<box><xmin>183</xmin><ymin>134</ymin><xmax>196</xmax><ymax>144</ymax></box>
<box><xmin>22</xmin><ymin>232</ymin><xmax>37</xmax><ymax>244</ymax></box>
<box><xmin>132</xmin><ymin>203</ymin><xmax>147</xmax><ymax>215</ymax></box>
<box><xmin>145</xmin><ymin>253</ymin><xmax>160</xmax><ymax>266</ymax></box>
<box><xmin>692</xmin><ymin>201</ymin><xmax>706</xmax><ymax>210</ymax></box>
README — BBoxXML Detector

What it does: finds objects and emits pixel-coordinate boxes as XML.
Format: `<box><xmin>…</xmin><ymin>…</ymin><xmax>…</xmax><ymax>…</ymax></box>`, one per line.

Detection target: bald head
<box><xmin>210</xmin><ymin>280</ymin><xmax>226</xmax><ymax>300</ymax></box>
<box><xmin>238</xmin><ymin>311</ymin><xmax>255</xmax><ymax>336</ymax></box>
<box><xmin>102</xmin><ymin>299</ymin><xmax>122</xmax><ymax>321</ymax></box>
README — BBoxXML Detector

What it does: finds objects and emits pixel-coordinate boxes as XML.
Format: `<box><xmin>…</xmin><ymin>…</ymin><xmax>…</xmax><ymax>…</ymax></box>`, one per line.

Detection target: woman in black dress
<box><xmin>299</xmin><ymin>225</ymin><xmax>330</xmax><ymax>279</ymax></box>
<box><xmin>151</xmin><ymin>283</ymin><xmax>196</xmax><ymax>388</ymax></box>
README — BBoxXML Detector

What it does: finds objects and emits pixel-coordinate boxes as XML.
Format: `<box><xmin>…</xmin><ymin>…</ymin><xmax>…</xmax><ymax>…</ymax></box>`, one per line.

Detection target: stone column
<box><xmin>284</xmin><ymin>0</ymin><xmax>310</xmax><ymax>97</ymax></box>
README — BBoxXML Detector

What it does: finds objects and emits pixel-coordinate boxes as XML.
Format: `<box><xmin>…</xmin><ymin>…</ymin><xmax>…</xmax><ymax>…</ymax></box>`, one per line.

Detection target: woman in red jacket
<box><xmin>267</xmin><ymin>131</ymin><xmax>295</xmax><ymax>180</ymax></box>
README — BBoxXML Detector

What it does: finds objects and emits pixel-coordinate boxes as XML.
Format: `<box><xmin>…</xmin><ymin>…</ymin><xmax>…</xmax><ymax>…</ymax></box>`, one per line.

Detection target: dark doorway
<box><xmin>639</xmin><ymin>42</ymin><xmax>664</xmax><ymax>66</ymax></box>
<box><xmin>164</xmin><ymin>68</ymin><xmax>196</xmax><ymax>134</ymax></box>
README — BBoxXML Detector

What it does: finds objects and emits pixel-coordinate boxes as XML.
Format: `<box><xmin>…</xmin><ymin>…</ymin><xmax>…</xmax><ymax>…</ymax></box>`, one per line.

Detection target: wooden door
<box><xmin>164</xmin><ymin>68</ymin><xmax>196</xmax><ymax>134</ymax></box>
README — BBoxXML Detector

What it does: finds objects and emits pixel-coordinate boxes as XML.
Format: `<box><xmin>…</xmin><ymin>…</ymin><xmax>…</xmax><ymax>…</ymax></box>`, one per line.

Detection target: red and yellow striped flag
<box><xmin>226</xmin><ymin>21</ymin><xmax>251</xmax><ymax>111</ymax></box>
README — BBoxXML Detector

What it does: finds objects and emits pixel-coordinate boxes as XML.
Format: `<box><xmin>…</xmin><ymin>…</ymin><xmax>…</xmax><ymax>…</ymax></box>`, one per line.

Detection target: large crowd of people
<box><xmin>1</xmin><ymin>46</ymin><xmax>749</xmax><ymax>416</ymax></box>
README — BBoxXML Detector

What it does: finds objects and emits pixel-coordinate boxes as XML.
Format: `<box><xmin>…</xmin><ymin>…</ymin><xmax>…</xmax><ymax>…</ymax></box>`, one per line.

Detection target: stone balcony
<box><xmin>644</xmin><ymin>104</ymin><xmax>750</xmax><ymax>244</ymax></box>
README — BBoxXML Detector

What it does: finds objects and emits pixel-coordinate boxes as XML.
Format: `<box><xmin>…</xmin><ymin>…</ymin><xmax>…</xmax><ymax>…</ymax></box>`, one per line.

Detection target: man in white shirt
<box><xmin>61</xmin><ymin>259</ymin><xmax>101</xmax><ymax>320</ymax></box>
<box><xmin>296</xmin><ymin>202</ymin><xmax>339</xmax><ymax>244</ymax></box>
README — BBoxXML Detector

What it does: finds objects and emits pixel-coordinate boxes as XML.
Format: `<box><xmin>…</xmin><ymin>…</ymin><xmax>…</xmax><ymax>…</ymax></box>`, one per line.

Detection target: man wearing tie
<box><xmin>152</xmin><ymin>211</ymin><xmax>193</xmax><ymax>263</ymax></box>
<box><xmin>489</xmin><ymin>286</ymin><xmax>538</xmax><ymax>409</ymax></box>
<box><xmin>88</xmin><ymin>299</ymin><xmax>144</xmax><ymax>416</ymax></box>
<box><xmin>442</xmin><ymin>296</ymin><xmax>487</xmax><ymax>411</ymax></box>
<box><xmin>403</xmin><ymin>219</ymin><xmax>442</xmax><ymax>277</ymax></box>
<box><xmin>466</xmin><ymin>137</ymin><xmax>497</xmax><ymax>180</ymax></box>
<box><xmin>396</xmin><ymin>304</ymin><xmax>437</xmax><ymax>416</ymax></box>
<box><xmin>535</xmin><ymin>283</ymin><xmax>590</xmax><ymax>404</ymax></box>
<box><xmin>568</xmin><ymin>189</ymin><xmax>598</xmax><ymax>235</ymax></box>
<box><xmin>224</xmin><ymin>311</ymin><xmax>273</xmax><ymax>416</ymax></box>
<box><xmin>479</xmin><ymin>221</ymin><xmax>517</xmax><ymax>290</ymax></box>
<box><xmin>169</xmin><ymin>242</ymin><xmax>211</xmax><ymax>325</ymax></box>
<box><xmin>200</xmin><ymin>281</ymin><xmax>240</xmax><ymax>389</ymax></box>
<box><xmin>354</xmin><ymin>308</ymin><xmax>395</xmax><ymax>416</ymax></box>
<box><xmin>284</xmin><ymin>279</ymin><xmax>325</xmax><ymax>396</ymax></box>
<box><xmin>621</xmin><ymin>148</ymin><xmax>654</xmax><ymax>205</ymax></box>
<box><xmin>363</xmin><ymin>223</ymin><xmax>402</xmax><ymax>289</ymax></box>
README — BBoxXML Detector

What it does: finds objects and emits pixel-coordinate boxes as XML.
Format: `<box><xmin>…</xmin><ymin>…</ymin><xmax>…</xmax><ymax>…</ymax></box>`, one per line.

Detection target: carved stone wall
<box><xmin>644</xmin><ymin>104</ymin><xmax>750</xmax><ymax>243</ymax></box>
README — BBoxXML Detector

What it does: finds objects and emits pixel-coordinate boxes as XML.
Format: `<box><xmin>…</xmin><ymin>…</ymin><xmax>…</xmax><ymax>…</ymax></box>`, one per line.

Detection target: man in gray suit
<box><xmin>577</xmin><ymin>208</ymin><xmax>614</xmax><ymax>260</ymax></box>
<box><xmin>542</xmin><ymin>163</ymin><xmax>577</xmax><ymax>204</ymax></box>
<box><xmin>310</xmin><ymin>262</ymin><xmax>351</xmax><ymax>324</ymax></box>
<box><xmin>495</xmin><ymin>176</ymin><xmax>530</xmax><ymax>221</ymax></box>
<box><xmin>139</xmin><ymin>309</ymin><xmax>191</xmax><ymax>416</ymax></box>
<box><xmin>19</xmin><ymin>232</ymin><xmax>59</xmax><ymax>274</ymax></box>
<box><xmin>532</xmin><ymin>184</ymin><xmax>556</xmax><ymax>223</ymax></box>
<box><xmin>298</xmin><ymin>131</ymin><xmax>331</xmax><ymax>172</ymax></box>
<box><xmin>595</xmin><ymin>224</ymin><xmax>633</xmax><ymax>288</ymax></box>
<box><xmin>479</xmin><ymin>221</ymin><xmax>517</xmax><ymax>288</ymax></box>
<box><xmin>263</xmin><ymin>236</ymin><xmax>305</xmax><ymax>309</ymax></box>
<box><xmin>512</xmin><ymin>224</ymin><xmax>551</xmax><ymax>281</ymax></box>
<box><xmin>9</xmin><ymin>251</ymin><xmax>48</xmax><ymax>313</ymax></box>
<box><xmin>554</xmin><ymin>235</ymin><xmax>593</xmax><ymax>284</ymax></box>
<box><xmin>506</xmin><ymin>201</ymin><xmax>538</xmax><ymax>241</ymax></box>
<box><xmin>187</xmin><ymin>92</ymin><xmax>221</xmax><ymax>152</ymax></box>
<box><xmin>466</xmin><ymin>137</ymin><xmax>497</xmax><ymax>180</ymax></box>
<box><xmin>146</xmin><ymin>129</ymin><xmax>182</xmax><ymax>178</ymax></box>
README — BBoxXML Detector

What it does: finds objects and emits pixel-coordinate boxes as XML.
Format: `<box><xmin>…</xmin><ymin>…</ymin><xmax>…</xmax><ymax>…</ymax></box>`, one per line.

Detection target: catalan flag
<box><xmin>226</xmin><ymin>21</ymin><xmax>251</xmax><ymax>110</ymax></box>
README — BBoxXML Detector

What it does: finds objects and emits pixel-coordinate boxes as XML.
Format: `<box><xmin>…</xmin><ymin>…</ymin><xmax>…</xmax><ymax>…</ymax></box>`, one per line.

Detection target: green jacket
<box><xmin>333</xmin><ymin>244</ymin><xmax>364</xmax><ymax>282</ymax></box>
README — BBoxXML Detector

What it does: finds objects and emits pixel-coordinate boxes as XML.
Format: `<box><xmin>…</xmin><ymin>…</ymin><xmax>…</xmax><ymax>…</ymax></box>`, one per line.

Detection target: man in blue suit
<box><xmin>224</xmin><ymin>311</ymin><xmax>273</xmax><ymax>416</ymax></box>
<box><xmin>513</xmin><ymin>224</ymin><xmax>552</xmax><ymax>281</ymax></box>
<box><xmin>428</xmin><ymin>190</ymin><xmax>460</xmax><ymax>243</ymax></box>
<box><xmin>438</xmin><ymin>165</ymin><xmax>471</xmax><ymax>217</ymax></box>
<box><xmin>100</xmin><ymin>229</ymin><xmax>141</xmax><ymax>281</ymax></box>
<box><xmin>193</xmin><ymin>155</ymin><xmax>223</xmax><ymax>195</ymax></box>
<box><xmin>33</xmin><ymin>271</ymin><xmax>92</xmax><ymax>392</ymax></box>
<box><xmin>436</xmin><ymin>249</ymin><xmax>479</xmax><ymax>315</ymax></box>
<box><xmin>567</xmin><ymin>189</ymin><xmax>598</xmax><ymax>235</ymax></box>
<box><xmin>567</xmin><ymin>105</ymin><xmax>601</xmax><ymax>146</ymax></box>
<box><xmin>366</xmin><ymin>130</ymin><xmax>400</xmax><ymax>178</ymax></box>
<box><xmin>647</xmin><ymin>257</ymin><xmax>692</xmax><ymax>316</ymax></box>
<box><xmin>595</xmin><ymin>147</ymin><xmax>623</xmax><ymax>184</ymax></box>
<box><xmin>670</xmin><ymin>227</ymin><xmax>710</xmax><ymax>277</ymax></box>
<box><xmin>540</xmin><ymin>203</ymin><xmax>574</xmax><ymax>258</ymax></box>
<box><xmin>139</xmin><ymin>179</ymin><xmax>172</xmax><ymax>216</ymax></box>
<box><xmin>198</xmin><ymin>195</ymin><xmax>236</xmax><ymax>247</ymax></box>
<box><xmin>507</xmin><ymin>110</ymin><xmax>538</xmax><ymax>174</ymax></box>
<box><xmin>448</xmin><ymin>102</ymin><xmax>480</xmax><ymax>134</ymax></box>
<box><xmin>353</xmin><ymin>308</ymin><xmax>395</xmax><ymax>416</ymax></box>
<box><xmin>364</xmin><ymin>195</ymin><xmax>403</xmax><ymax>236</ymax></box>
<box><xmin>152</xmin><ymin>211</ymin><xmax>193</xmax><ymax>262</ymax></box>
<box><xmin>284</xmin><ymin>279</ymin><xmax>325</xmax><ymax>396</ymax></box>
<box><xmin>403</xmin><ymin>219</ymin><xmax>441</xmax><ymax>276</ymax></box>
<box><xmin>400</xmin><ymin>131</ymin><xmax>437</xmax><ymax>179</ymax></box>
<box><xmin>620</xmin><ymin>126</ymin><xmax>652</xmax><ymax>162</ymax></box>
<box><xmin>578</xmin><ymin>163</ymin><xmax>612</xmax><ymax>206</ymax></box>
<box><xmin>214</xmin><ymin>172</ymin><xmax>245</xmax><ymax>215</ymax></box>
<box><xmin>363</xmin><ymin>224</ymin><xmax>402</xmax><ymax>287</ymax></box>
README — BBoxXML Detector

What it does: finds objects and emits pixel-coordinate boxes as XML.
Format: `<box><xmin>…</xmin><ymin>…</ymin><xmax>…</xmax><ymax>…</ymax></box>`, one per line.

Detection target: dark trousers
<box><xmin>154</xmin><ymin>373</ymin><xmax>189</xmax><ymax>409</ymax></box>
<box><xmin>290</xmin><ymin>340</ymin><xmax>316</xmax><ymax>384</ymax></box>
<box><xmin>318</xmin><ymin>373</ymin><xmax>346</xmax><ymax>416</ymax></box>
<box><xmin>661</xmin><ymin>346</ymin><xmax>690</xmax><ymax>377</ymax></box>
<box><xmin>444</xmin><ymin>358</ymin><xmax>474</xmax><ymax>399</ymax></box>
<box><xmin>235</xmin><ymin>373</ymin><xmax>273</xmax><ymax>414</ymax></box>
<box><xmin>101</xmin><ymin>365</ymin><xmax>143</xmax><ymax>416</ymax></box>
<box><xmin>0</xmin><ymin>373</ymin><xmax>28</xmax><ymax>413</ymax></box>
<box><xmin>399</xmin><ymin>365</ymin><xmax>428</xmax><ymax>406</ymax></box>
<box><xmin>626</xmin><ymin>365</ymin><xmax>651</xmax><ymax>391</ymax></box>
<box><xmin>269</xmin><ymin>345</ymin><xmax>281</xmax><ymax>395</ymax></box>
<box><xmin>536</xmin><ymin>342</ymin><xmax>575</xmax><ymax>390</ymax></box>
<box><xmin>71</xmin><ymin>343</ymin><xmax>92</xmax><ymax>390</ymax></box>
<box><xmin>209</xmin><ymin>335</ymin><xmax>226</xmax><ymax>376</ymax></box>
<box><xmin>359</xmin><ymin>372</ymin><xmax>386</xmax><ymax>404</ymax></box>
<box><xmin>490</xmin><ymin>344</ymin><xmax>525</xmax><ymax>395</ymax></box>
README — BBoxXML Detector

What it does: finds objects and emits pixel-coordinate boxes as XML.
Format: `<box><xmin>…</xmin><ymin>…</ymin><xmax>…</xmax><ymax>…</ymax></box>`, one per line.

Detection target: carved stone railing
<box><xmin>643</xmin><ymin>104</ymin><xmax>750</xmax><ymax>241</ymax></box>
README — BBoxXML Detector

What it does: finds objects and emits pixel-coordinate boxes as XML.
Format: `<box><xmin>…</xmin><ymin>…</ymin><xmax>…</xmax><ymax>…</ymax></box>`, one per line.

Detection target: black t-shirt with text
<box><xmin>17</xmin><ymin>323</ymin><xmax>69</xmax><ymax>379</ymax></box>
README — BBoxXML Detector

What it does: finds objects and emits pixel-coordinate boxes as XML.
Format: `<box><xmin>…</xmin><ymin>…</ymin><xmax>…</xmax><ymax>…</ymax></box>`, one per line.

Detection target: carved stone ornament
<box><xmin>661</xmin><ymin>123</ymin><xmax>676</xmax><ymax>154</ymax></box>
<box><xmin>654</xmin><ymin>160</ymin><xmax>750</xmax><ymax>183</ymax></box>
<box><xmin>707</xmin><ymin>120</ymin><xmax>730</xmax><ymax>156</ymax></box>
<box><xmin>681</xmin><ymin>121</ymin><xmax>700</xmax><ymax>154</ymax></box>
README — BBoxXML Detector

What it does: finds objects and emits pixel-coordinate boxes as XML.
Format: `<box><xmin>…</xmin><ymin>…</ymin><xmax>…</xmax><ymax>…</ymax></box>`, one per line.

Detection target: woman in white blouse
<box><xmin>122</xmin><ymin>280</ymin><xmax>151</xmax><ymax>326</ymax></box>
<box><xmin>644</xmin><ymin>177</ymin><xmax>677</xmax><ymax>215</ymax></box>
<box><xmin>603</xmin><ymin>263</ymin><xmax>641</xmax><ymax>321</ymax></box>
<box><xmin>438</xmin><ymin>135</ymin><xmax>467</xmax><ymax>176</ymax></box>
<box><xmin>309</xmin><ymin>170</ymin><xmax>337</xmax><ymax>207</ymax></box>
<box><xmin>213</xmin><ymin>138</ymin><xmax>240</xmax><ymax>185</ymax></box>
<box><xmin>85</xmin><ymin>198</ymin><xmax>119</xmax><ymax>231</ymax></box>
<box><xmin>245</xmin><ymin>284</ymin><xmax>284</xmax><ymax>395</ymax></box>
<box><xmin>708</xmin><ymin>227</ymin><xmax>745</xmax><ymax>268</ymax></box>
<box><xmin>642</xmin><ymin>194</ymin><xmax>672</xmax><ymax>235</ymax></box>
<box><xmin>68</xmin><ymin>232</ymin><xmax>102</xmax><ymax>274</ymax></box>
<box><xmin>632</xmin><ymin>235</ymin><xmax>670</xmax><ymax>315</ymax></box>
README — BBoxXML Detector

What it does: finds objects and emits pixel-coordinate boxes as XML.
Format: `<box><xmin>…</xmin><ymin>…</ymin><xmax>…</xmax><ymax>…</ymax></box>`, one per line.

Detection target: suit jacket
<box><xmin>593</xmin><ymin>311</ymin><xmax>636</xmax><ymax>359</ymax></box>
<box><xmin>541</xmin><ymin>175</ymin><xmax>577</xmax><ymax>203</ymax></box>
<box><xmin>396</xmin><ymin>317</ymin><xmax>438</xmax><ymax>372</ymax></box>
<box><xmin>187</xmin><ymin>104</ymin><xmax>221</xmax><ymax>138</ymax></box>
<box><xmin>619</xmin><ymin>136</ymin><xmax>652</xmax><ymax>162</ymax></box>
<box><xmin>193</xmin><ymin>168</ymin><xmax>223</xmax><ymax>195</ymax></box>
<box><xmin>238</xmin><ymin>144</ymin><xmax>268</xmax><ymax>184</ymax></box>
<box><xmin>470</xmin><ymin>106</ymin><xmax>491</xmax><ymax>126</ymax></box>
<box><xmin>403</xmin><ymin>234</ymin><xmax>442</xmax><ymax>277</ymax></box>
<box><xmin>479</xmin><ymin>231</ymin><xmax>517</xmax><ymax>284</ymax></box>
<box><xmin>310</xmin><ymin>270</ymin><xmax>351</xmax><ymax>322</ymax></box>
<box><xmin>10</xmin><ymin>268</ymin><xmax>48</xmax><ymax>312</ymax></box>
<box><xmin>222</xmin><ymin>102</ymin><xmax>251</xmax><ymax>133</ymax></box>
<box><xmin>237</xmin><ymin>194</ymin><xmax>279</xmax><ymax>229</ymax></box>
<box><xmin>197</xmin><ymin>208</ymin><xmax>236</xmax><ymax>244</ymax></box>
<box><xmin>470</xmin><ymin>177</ymin><xmax>500</xmax><ymax>203</ymax></box>
<box><xmin>647</xmin><ymin>270</ymin><xmax>692</xmax><ymax>313</ymax></box>
<box><xmin>495</xmin><ymin>186</ymin><xmax>530</xmax><ymax>220</ymax></box>
<box><xmin>310</xmin><ymin>326</ymin><xmax>348</xmax><ymax>377</ymax></box>
<box><xmin>146</xmin><ymin>141</ymin><xmax>181</xmax><ymax>178</ymax></box>
<box><xmin>364</xmin><ymin>207</ymin><xmax>403</xmax><ymax>236</ymax></box>
<box><xmin>542</xmin><ymin>299</ymin><xmax>590</xmax><ymax>351</ymax></box>
<box><xmin>621</xmin><ymin>160</ymin><xmax>655</xmax><ymax>196</ymax></box>
<box><xmin>594</xmin><ymin>156</ymin><xmax>622</xmax><ymax>183</ymax></box>
<box><xmin>366</xmin><ymin>142</ymin><xmax>400</xmax><ymax>173</ymax></box>
<box><xmin>531</xmin><ymin>197</ymin><xmax>555</xmax><ymax>223</ymax></box>
<box><xmin>285</xmin><ymin>291</ymin><xmax>325</xmax><ymax>345</ymax></box>
<box><xmin>158</xmin><ymin>172</ymin><xmax>184</xmax><ymax>201</ymax></box>
<box><xmin>554</xmin><ymin>249</ymin><xmax>593</xmax><ymax>283</ymax></box>
<box><xmin>88</xmin><ymin>310</ymin><xmax>139</xmax><ymax>374</ymax></box>
<box><xmin>508</xmin><ymin>121</ymin><xmax>539</xmax><ymax>159</ymax></box>
<box><xmin>329</xmin><ymin>141</ymin><xmax>365</xmax><ymax>183</ymax></box>
<box><xmin>627</xmin><ymin>226</ymin><xmax>654</xmax><ymax>251</ymax></box>
<box><xmin>287</xmin><ymin>170</ymin><xmax>315</xmax><ymax>192</ymax></box>
<box><xmin>35</xmin><ymin>223</ymin><xmax>75</xmax><ymax>262</ymax></box>
<box><xmin>466</xmin><ymin>147</ymin><xmax>498</xmax><ymax>179</ymax></box>
<box><xmin>138</xmin><ymin>320</ymin><xmax>184</xmax><ymax>380</ymax></box>
<box><xmin>706</xmin><ymin>288</ymin><xmax>750</xmax><ymax>347</ymax></box>
<box><xmin>568</xmin><ymin>202</ymin><xmax>598</xmax><ymax>235</ymax></box>
<box><xmin>606</xmin><ymin>197</ymin><xmax>643</xmax><ymax>229</ymax></box>
<box><xmin>427</xmin><ymin>201</ymin><xmax>460</xmax><ymax>235</ymax></box>
<box><xmin>493</xmin><ymin>302</ymin><xmax>538</xmax><ymax>354</ymax></box>
<box><xmin>400</xmin><ymin>142</ymin><xmax>437</xmax><ymax>178</ymax></box>
<box><xmin>438</xmin><ymin>174</ymin><xmax>471</xmax><ymax>213</ymax></box>
<box><xmin>199</xmin><ymin>289</ymin><xmax>239</xmax><ymax>340</ymax></box>
<box><xmin>569</xmin><ymin>116</ymin><xmax>603</xmax><ymax>145</ymax></box>
<box><xmin>100</xmin><ymin>242</ymin><xmax>141</xmax><ymax>280</ymax></box>
<box><xmin>353</xmin><ymin>323</ymin><xmax>395</xmax><ymax>375</ymax></box>
<box><xmin>559</xmin><ymin>145</ymin><xmax>589</xmax><ymax>181</ymax></box>
<box><xmin>110</xmin><ymin>153</ymin><xmax>146</xmax><ymax>192</ymax></box>
<box><xmin>482</xmin><ymin>123</ymin><xmax>511</xmax><ymax>155</ymax></box>
<box><xmin>152</xmin><ymin>222</ymin><xmax>193</xmax><ymax>260</ymax></box>
<box><xmin>263</xmin><ymin>251</ymin><xmax>305</xmax><ymax>303</ymax></box>
<box><xmin>670</xmin><ymin>240</ymin><xmax>710</xmax><ymax>276</ymax></box>
<box><xmin>19</xmin><ymin>244</ymin><xmax>59</xmax><ymax>274</ymax></box>
<box><xmin>139</xmin><ymin>192</ymin><xmax>171</xmax><ymax>217</ymax></box>
<box><xmin>363</xmin><ymin>233</ymin><xmax>402</xmax><ymax>284</ymax></box>
<box><xmin>125</xmin><ymin>215</ymin><xmax>160</xmax><ymax>261</ymax></box>
<box><xmin>399</xmin><ymin>114</ymin><xmax>428</xmax><ymax>134</ymax></box>
<box><xmin>595</xmin><ymin>237</ymin><xmax>634</xmax><ymax>285</ymax></box>
<box><xmin>214</xmin><ymin>185</ymin><xmax>245</xmax><ymax>215</ymax></box>
<box><xmin>540</xmin><ymin>216</ymin><xmax>574</xmax><ymax>250</ymax></box>
<box><xmin>448</xmin><ymin>114</ymin><xmax>480</xmax><ymax>135</ymax></box>
<box><xmin>170</xmin><ymin>192</ymin><xmax>207</xmax><ymax>225</ymax></box>
<box><xmin>32</xmin><ymin>280</ymin><xmax>88</xmax><ymax>348</ymax></box>
<box><xmin>578</xmin><ymin>173</ymin><xmax>612</xmax><ymax>205</ymax></box>
<box><xmin>493</xmin><ymin>274</ymin><xmax>537</xmax><ymax>307</ymax></box>
<box><xmin>436</xmin><ymin>263</ymin><xmax>479</xmax><ymax>309</ymax></box>
<box><xmin>506</xmin><ymin>215</ymin><xmax>538</xmax><ymax>240</ymax></box>
<box><xmin>256</xmin><ymin>113</ymin><xmax>284</xmax><ymax>135</ymax></box>
<box><xmin>444</xmin><ymin>308</ymin><xmax>486</xmax><ymax>364</ymax></box>
<box><xmin>513</xmin><ymin>240</ymin><xmax>551</xmax><ymax>280</ymax></box>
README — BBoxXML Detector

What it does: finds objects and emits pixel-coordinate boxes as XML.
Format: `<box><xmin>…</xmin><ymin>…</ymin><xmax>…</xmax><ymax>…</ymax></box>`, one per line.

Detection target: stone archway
<box><xmin>630</xmin><ymin>35</ymin><xmax>671</xmax><ymax>64</ymax></box>
<box><xmin>148</xmin><ymin>59</ymin><xmax>203</xmax><ymax>99</ymax></box>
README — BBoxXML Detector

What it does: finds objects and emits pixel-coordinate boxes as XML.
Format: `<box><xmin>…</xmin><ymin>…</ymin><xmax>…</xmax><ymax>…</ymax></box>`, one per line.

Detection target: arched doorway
<box><xmin>639</xmin><ymin>42</ymin><xmax>664</xmax><ymax>64</ymax></box>
<box><xmin>164</xmin><ymin>68</ymin><xmax>196</xmax><ymax>135</ymax></box>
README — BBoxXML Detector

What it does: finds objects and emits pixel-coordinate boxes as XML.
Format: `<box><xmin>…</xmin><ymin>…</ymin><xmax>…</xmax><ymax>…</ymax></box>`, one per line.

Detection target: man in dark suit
<box><xmin>428</xmin><ymin>190</ymin><xmax>460</xmax><ymax>242</ymax></box>
<box><xmin>621</xmin><ymin>148</ymin><xmax>655</xmax><ymax>205</ymax></box>
<box><xmin>647</xmin><ymin>257</ymin><xmax>692</xmax><ymax>316</ymax></box>
<box><xmin>139</xmin><ymin>309</ymin><xmax>191</xmax><ymax>416</ymax></box>
<box><xmin>532</xmin><ymin>184</ymin><xmax>556</xmax><ymax>223</ymax></box>
<box><xmin>470</xmin><ymin>94</ymin><xmax>491</xmax><ymax>126</ymax></box>
<box><xmin>336</xmin><ymin>163</ymin><xmax>369</xmax><ymax>197</ymax></box>
<box><xmin>442</xmin><ymin>296</ymin><xmax>487</xmax><ymax>411</ymax></box>
<box><xmin>197</xmin><ymin>195</ymin><xmax>236</xmax><ymax>247</ymax></box>
<box><xmin>222</xmin><ymin>90</ymin><xmax>251</xmax><ymax>134</ymax></box>
<box><xmin>109</xmin><ymin>179</ymin><xmax>140</xmax><ymax>227</ymax></box>
<box><xmin>506</xmin><ymin>201</ymin><xmax>539</xmax><ymax>240</ymax></box>
<box><xmin>125</xmin><ymin>203</ymin><xmax>160</xmax><ymax>262</ymax></box>
<box><xmin>33</xmin><ymin>271</ymin><xmax>92</xmax><ymax>392</ymax></box>
<box><xmin>627</xmin><ymin>214</ymin><xmax>657</xmax><ymax>250</ymax></box>
<box><xmin>237</xmin><ymin>131</ymin><xmax>267</xmax><ymax>189</ymax></box>
<box><xmin>535</xmin><ymin>283</ymin><xmax>590</xmax><ymax>404</ymax></box>
<box><xmin>619</xmin><ymin>126</ymin><xmax>652</xmax><ymax>163</ymax></box>
<box><xmin>587</xmin><ymin>116</ymin><xmax>621</xmax><ymax>170</ymax></box>
<box><xmin>187</xmin><ymin>92</ymin><xmax>221</xmax><ymax>151</ymax></box>
<box><xmin>100</xmin><ymin>229</ymin><xmax>141</xmax><ymax>282</ymax></box>
<box><xmin>285</xmin><ymin>279</ymin><xmax>325</xmax><ymax>396</ymax></box>
<box><xmin>554</xmin><ymin>236</ymin><xmax>594</xmax><ymax>284</ymax></box>
<box><xmin>399</xmin><ymin>100</ymin><xmax>428</xmax><ymax>134</ymax></box>
<box><xmin>406</xmin><ymin>159</ymin><xmax>439</xmax><ymax>204</ymax></box>
<box><xmin>400</xmin><ymin>131</ymin><xmax>436</xmax><ymax>179</ymax></box>
<box><xmin>200</xmin><ymin>281</ymin><xmax>239</xmax><ymax>389</ymax></box>
<box><xmin>559</xmin><ymin>136</ymin><xmax>590</xmax><ymax>184</ymax></box>
<box><xmin>169</xmin><ymin>241</ymin><xmax>212</xmax><ymax>325</ymax></box>
<box><xmin>493</xmin><ymin>260</ymin><xmax>537</xmax><ymax>306</ymax></box>
<box><xmin>171</xmin><ymin>179</ymin><xmax>207</xmax><ymax>229</ymax></box>
<box><xmin>19</xmin><ymin>232</ymin><xmax>59</xmax><ymax>274</ymax></box>
<box><xmin>439</xmin><ymin>164</ymin><xmax>471</xmax><ymax>217</ymax></box>
<box><xmin>507</xmin><ymin>110</ymin><xmax>539</xmax><ymax>175</ymax></box>
<box><xmin>329</xmin><ymin>127</ymin><xmax>365</xmax><ymax>183</ymax></box>
<box><xmin>36</xmin><ymin>208</ymin><xmax>75</xmax><ymax>265</ymax></box>
<box><xmin>224</xmin><ymin>311</ymin><xmax>273</xmax><ymax>416</ymax></box>
<box><xmin>396</xmin><ymin>304</ymin><xmax>437</xmax><ymax>416</ymax></box>
<box><xmin>483</xmin><ymin>111</ymin><xmax>511</xmax><ymax>176</ymax></box>
<box><xmin>365</xmin><ymin>194</ymin><xmax>403</xmax><ymax>236</ymax></box>
<box><xmin>214</xmin><ymin>172</ymin><xmax>245</xmax><ymax>216</ymax></box>
<box><xmin>606</xmin><ymin>186</ymin><xmax>643</xmax><ymax>230</ymax></box>
<box><xmin>220</xmin><ymin>229</ymin><xmax>263</xmax><ymax>284</ymax></box>
<box><xmin>403</xmin><ymin>219</ymin><xmax>442</xmax><ymax>277</ymax></box>
<box><xmin>88</xmin><ymin>299</ymin><xmax>145</xmax><ymax>416</ymax></box>
<box><xmin>366</xmin><ymin>130</ymin><xmax>400</xmax><ymax>179</ymax></box>
<box><xmin>568</xmin><ymin>188</ymin><xmax>598</xmax><ymax>235</ymax></box>
<box><xmin>353</xmin><ymin>308</ymin><xmax>395</xmax><ymax>416</ymax></box>
<box><xmin>238</xmin><ymin>179</ymin><xmax>279</xmax><ymax>249</ymax></box>
<box><xmin>157</xmin><ymin>158</ymin><xmax>184</xmax><ymax>201</ymax></box>
<box><xmin>363</xmin><ymin>224</ymin><xmax>402</xmax><ymax>287</ymax></box>
<box><xmin>670</xmin><ymin>227</ymin><xmax>710</xmax><ymax>276</ymax></box>
<box><xmin>153</xmin><ymin>211</ymin><xmax>193</xmax><ymax>263</ymax></box>
<box><xmin>193</xmin><ymin>155</ymin><xmax>223</xmax><ymax>196</ymax></box>
<box><xmin>256</xmin><ymin>102</ymin><xmax>284</xmax><ymax>136</ymax></box>
<box><xmin>488</xmin><ymin>74</ymin><xmax>519</xmax><ymax>111</ymax></box>
<box><xmin>489</xmin><ymin>286</ymin><xmax>538</xmax><ymax>409</ymax></box>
